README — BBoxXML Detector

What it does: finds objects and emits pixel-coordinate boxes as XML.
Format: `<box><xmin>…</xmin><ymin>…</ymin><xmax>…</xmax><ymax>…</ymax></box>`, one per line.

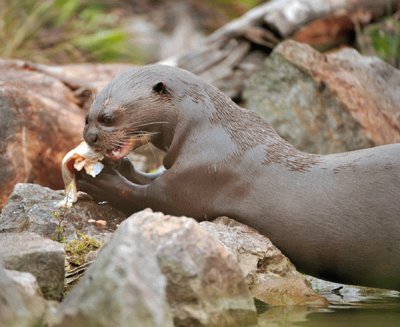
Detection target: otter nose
<box><xmin>85</xmin><ymin>131</ymin><xmax>98</xmax><ymax>146</ymax></box>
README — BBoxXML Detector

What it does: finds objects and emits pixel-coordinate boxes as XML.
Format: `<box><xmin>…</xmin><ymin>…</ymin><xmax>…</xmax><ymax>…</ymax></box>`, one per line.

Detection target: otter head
<box><xmin>83</xmin><ymin>65</ymin><xmax>189</xmax><ymax>160</ymax></box>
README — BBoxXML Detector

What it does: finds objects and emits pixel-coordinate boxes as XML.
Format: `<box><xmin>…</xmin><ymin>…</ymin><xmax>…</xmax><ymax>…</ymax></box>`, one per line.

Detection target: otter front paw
<box><xmin>116</xmin><ymin>158</ymin><xmax>138</xmax><ymax>181</ymax></box>
<box><xmin>76</xmin><ymin>166</ymin><xmax>130</xmax><ymax>205</ymax></box>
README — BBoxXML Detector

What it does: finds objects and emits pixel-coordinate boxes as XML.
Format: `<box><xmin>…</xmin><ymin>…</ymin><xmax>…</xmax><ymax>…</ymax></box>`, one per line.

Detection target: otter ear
<box><xmin>152</xmin><ymin>82</ymin><xmax>169</xmax><ymax>95</ymax></box>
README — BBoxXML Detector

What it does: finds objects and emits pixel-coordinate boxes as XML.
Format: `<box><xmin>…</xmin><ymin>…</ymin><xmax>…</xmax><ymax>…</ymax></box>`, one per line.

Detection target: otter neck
<box><xmin>146</xmin><ymin>106</ymin><xmax>179</xmax><ymax>157</ymax></box>
<box><xmin>150</xmin><ymin>123</ymin><xmax>174</xmax><ymax>152</ymax></box>
<box><xmin>207</xmin><ymin>86</ymin><xmax>320</xmax><ymax>172</ymax></box>
<box><xmin>162</xmin><ymin>117</ymin><xmax>193</xmax><ymax>169</ymax></box>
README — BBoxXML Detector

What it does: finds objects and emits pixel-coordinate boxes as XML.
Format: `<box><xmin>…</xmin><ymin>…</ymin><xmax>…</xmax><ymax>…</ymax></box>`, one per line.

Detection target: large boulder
<box><xmin>132</xmin><ymin>209</ymin><xmax>258</xmax><ymax>327</ymax></box>
<box><xmin>0</xmin><ymin>60</ymin><xmax>84</xmax><ymax>209</ymax></box>
<box><xmin>5</xmin><ymin>269</ymin><xmax>43</xmax><ymax>298</ymax></box>
<box><xmin>201</xmin><ymin>217</ymin><xmax>328</xmax><ymax>306</ymax></box>
<box><xmin>0</xmin><ymin>231</ymin><xmax>65</xmax><ymax>300</ymax></box>
<box><xmin>0</xmin><ymin>264</ymin><xmax>48</xmax><ymax>327</ymax></box>
<box><xmin>0</xmin><ymin>59</ymin><xmax>139</xmax><ymax>210</ymax></box>
<box><xmin>0</xmin><ymin>183</ymin><xmax>126</xmax><ymax>242</ymax></box>
<box><xmin>54</xmin><ymin>215</ymin><xmax>173</xmax><ymax>327</ymax></box>
<box><xmin>243</xmin><ymin>40</ymin><xmax>400</xmax><ymax>154</ymax></box>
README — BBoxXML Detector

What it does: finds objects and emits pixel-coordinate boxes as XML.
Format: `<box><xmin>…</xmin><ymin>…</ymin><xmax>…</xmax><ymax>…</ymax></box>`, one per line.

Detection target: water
<box><xmin>257</xmin><ymin>278</ymin><xmax>400</xmax><ymax>327</ymax></box>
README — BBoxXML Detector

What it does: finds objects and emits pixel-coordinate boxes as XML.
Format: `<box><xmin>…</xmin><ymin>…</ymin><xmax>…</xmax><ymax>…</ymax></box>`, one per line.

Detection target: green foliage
<box><xmin>358</xmin><ymin>17</ymin><xmax>400</xmax><ymax>68</ymax></box>
<box><xmin>0</xmin><ymin>0</ymin><xmax>143</xmax><ymax>63</ymax></box>
<box><xmin>205</xmin><ymin>0</ymin><xmax>264</xmax><ymax>19</ymax></box>
<box><xmin>52</xmin><ymin>210</ymin><xmax>66</xmax><ymax>242</ymax></box>
<box><xmin>211</xmin><ymin>0</ymin><xmax>263</xmax><ymax>10</ymax></box>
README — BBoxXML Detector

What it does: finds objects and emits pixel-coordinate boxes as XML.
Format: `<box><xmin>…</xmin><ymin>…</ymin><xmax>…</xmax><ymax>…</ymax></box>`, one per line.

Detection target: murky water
<box><xmin>257</xmin><ymin>278</ymin><xmax>400</xmax><ymax>327</ymax></box>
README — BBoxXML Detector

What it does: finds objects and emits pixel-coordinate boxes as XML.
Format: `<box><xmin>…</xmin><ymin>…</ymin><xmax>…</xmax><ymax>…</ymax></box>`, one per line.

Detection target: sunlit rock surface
<box><xmin>0</xmin><ymin>183</ymin><xmax>126</xmax><ymax>242</ymax></box>
<box><xmin>132</xmin><ymin>209</ymin><xmax>258</xmax><ymax>327</ymax></box>
<box><xmin>54</xmin><ymin>216</ymin><xmax>173</xmax><ymax>327</ymax></box>
<box><xmin>0</xmin><ymin>231</ymin><xmax>65</xmax><ymax>300</ymax></box>
<box><xmin>5</xmin><ymin>269</ymin><xmax>43</xmax><ymax>298</ymax></box>
<box><xmin>0</xmin><ymin>264</ymin><xmax>48</xmax><ymax>327</ymax></box>
<box><xmin>201</xmin><ymin>217</ymin><xmax>328</xmax><ymax>307</ymax></box>
<box><xmin>244</xmin><ymin>40</ymin><xmax>400</xmax><ymax>154</ymax></box>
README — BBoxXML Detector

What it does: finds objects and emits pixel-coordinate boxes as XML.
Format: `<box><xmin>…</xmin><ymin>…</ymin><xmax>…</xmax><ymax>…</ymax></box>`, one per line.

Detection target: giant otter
<box><xmin>78</xmin><ymin>65</ymin><xmax>400</xmax><ymax>290</ymax></box>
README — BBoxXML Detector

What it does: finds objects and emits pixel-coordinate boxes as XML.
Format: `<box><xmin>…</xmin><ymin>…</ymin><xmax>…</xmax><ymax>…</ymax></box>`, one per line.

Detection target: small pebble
<box><xmin>96</xmin><ymin>220</ymin><xmax>107</xmax><ymax>228</ymax></box>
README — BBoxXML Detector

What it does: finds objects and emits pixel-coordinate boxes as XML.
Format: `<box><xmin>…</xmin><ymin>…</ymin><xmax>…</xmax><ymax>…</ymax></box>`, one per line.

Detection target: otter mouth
<box><xmin>105</xmin><ymin>136</ymin><xmax>148</xmax><ymax>160</ymax></box>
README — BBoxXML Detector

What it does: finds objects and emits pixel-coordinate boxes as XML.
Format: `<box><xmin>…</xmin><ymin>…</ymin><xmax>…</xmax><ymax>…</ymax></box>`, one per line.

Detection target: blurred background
<box><xmin>0</xmin><ymin>0</ymin><xmax>398</xmax><ymax>67</ymax></box>
<box><xmin>0</xmin><ymin>0</ymin><xmax>263</xmax><ymax>64</ymax></box>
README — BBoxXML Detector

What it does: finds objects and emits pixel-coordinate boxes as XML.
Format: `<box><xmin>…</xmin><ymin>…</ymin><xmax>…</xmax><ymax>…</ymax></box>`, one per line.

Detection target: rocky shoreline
<box><xmin>0</xmin><ymin>4</ymin><xmax>399</xmax><ymax>323</ymax></box>
<box><xmin>3</xmin><ymin>182</ymin><xmax>398</xmax><ymax>326</ymax></box>
<box><xmin>0</xmin><ymin>183</ymin><xmax>330</xmax><ymax>327</ymax></box>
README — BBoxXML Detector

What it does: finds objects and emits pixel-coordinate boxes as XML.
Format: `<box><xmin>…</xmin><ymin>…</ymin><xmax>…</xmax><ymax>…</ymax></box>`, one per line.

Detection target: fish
<box><xmin>57</xmin><ymin>141</ymin><xmax>104</xmax><ymax>208</ymax></box>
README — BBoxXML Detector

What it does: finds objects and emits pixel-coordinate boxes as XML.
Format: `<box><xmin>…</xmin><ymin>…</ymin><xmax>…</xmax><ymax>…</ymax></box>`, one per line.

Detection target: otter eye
<box><xmin>152</xmin><ymin>82</ymin><xmax>169</xmax><ymax>95</ymax></box>
<box><xmin>99</xmin><ymin>114</ymin><xmax>113</xmax><ymax>125</ymax></box>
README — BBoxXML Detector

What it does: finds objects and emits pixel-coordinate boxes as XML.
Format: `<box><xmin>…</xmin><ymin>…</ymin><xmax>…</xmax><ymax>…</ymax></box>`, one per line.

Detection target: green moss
<box><xmin>64</xmin><ymin>232</ymin><xmax>101</xmax><ymax>266</ymax></box>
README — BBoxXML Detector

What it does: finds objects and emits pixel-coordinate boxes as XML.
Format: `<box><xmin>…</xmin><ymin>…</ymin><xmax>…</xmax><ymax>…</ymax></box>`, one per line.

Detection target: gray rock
<box><xmin>54</xmin><ymin>215</ymin><xmax>173</xmax><ymax>327</ymax></box>
<box><xmin>132</xmin><ymin>209</ymin><xmax>258</xmax><ymax>327</ymax></box>
<box><xmin>5</xmin><ymin>269</ymin><xmax>43</xmax><ymax>298</ymax></box>
<box><xmin>243</xmin><ymin>40</ymin><xmax>400</xmax><ymax>154</ymax></box>
<box><xmin>0</xmin><ymin>59</ymin><xmax>137</xmax><ymax>210</ymax></box>
<box><xmin>201</xmin><ymin>217</ymin><xmax>328</xmax><ymax>307</ymax></box>
<box><xmin>0</xmin><ymin>263</ymin><xmax>47</xmax><ymax>327</ymax></box>
<box><xmin>0</xmin><ymin>232</ymin><xmax>65</xmax><ymax>300</ymax></box>
<box><xmin>0</xmin><ymin>60</ymin><xmax>85</xmax><ymax>210</ymax></box>
<box><xmin>0</xmin><ymin>183</ymin><xmax>126</xmax><ymax>242</ymax></box>
<box><xmin>306</xmin><ymin>275</ymin><xmax>400</xmax><ymax>305</ymax></box>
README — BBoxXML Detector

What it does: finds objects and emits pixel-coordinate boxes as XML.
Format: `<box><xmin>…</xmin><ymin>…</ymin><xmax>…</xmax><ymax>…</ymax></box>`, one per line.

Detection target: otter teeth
<box><xmin>112</xmin><ymin>148</ymin><xmax>121</xmax><ymax>157</ymax></box>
